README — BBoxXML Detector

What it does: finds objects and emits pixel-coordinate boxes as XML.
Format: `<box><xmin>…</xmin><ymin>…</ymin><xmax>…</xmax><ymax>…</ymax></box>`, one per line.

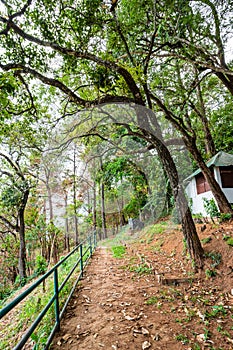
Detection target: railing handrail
<box><xmin>0</xmin><ymin>231</ymin><xmax>97</xmax><ymax>349</ymax></box>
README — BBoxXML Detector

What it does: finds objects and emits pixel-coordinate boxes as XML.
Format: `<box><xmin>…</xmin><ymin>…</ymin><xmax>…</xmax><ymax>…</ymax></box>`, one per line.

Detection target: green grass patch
<box><xmin>145</xmin><ymin>296</ymin><xmax>159</xmax><ymax>305</ymax></box>
<box><xmin>111</xmin><ymin>245</ymin><xmax>126</xmax><ymax>258</ymax></box>
<box><xmin>201</xmin><ymin>237</ymin><xmax>212</xmax><ymax>244</ymax></box>
<box><xmin>0</xmin><ymin>248</ymin><xmax>89</xmax><ymax>350</ymax></box>
<box><xmin>130</xmin><ymin>263</ymin><xmax>152</xmax><ymax>275</ymax></box>
<box><xmin>101</xmin><ymin>226</ymin><xmax>140</xmax><ymax>248</ymax></box>
<box><xmin>140</xmin><ymin>221</ymin><xmax>169</xmax><ymax>244</ymax></box>
<box><xmin>175</xmin><ymin>334</ymin><xmax>189</xmax><ymax>344</ymax></box>
<box><xmin>205</xmin><ymin>305</ymin><xmax>228</xmax><ymax>319</ymax></box>
<box><xmin>226</xmin><ymin>237</ymin><xmax>233</xmax><ymax>246</ymax></box>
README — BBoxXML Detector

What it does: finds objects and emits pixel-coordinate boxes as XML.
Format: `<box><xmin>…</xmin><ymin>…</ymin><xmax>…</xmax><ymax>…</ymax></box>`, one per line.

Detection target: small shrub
<box><xmin>226</xmin><ymin>237</ymin><xmax>233</xmax><ymax>246</ymax></box>
<box><xmin>201</xmin><ymin>237</ymin><xmax>212</xmax><ymax>244</ymax></box>
<box><xmin>35</xmin><ymin>256</ymin><xmax>47</xmax><ymax>275</ymax></box>
<box><xmin>205</xmin><ymin>269</ymin><xmax>217</xmax><ymax>278</ymax></box>
<box><xmin>193</xmin><ymin>213</ymin><xmax>204</xmax><ymax>223</ymax></box>
<box><xmin>205</xmin><ymin>251</ymin><xmax>222</xmax><ymax>268</ymax></box>
<box><xmin>145</xmin><ymin>296</ymin><xmax>159</xmax><ymax>305</ymax></box>
<box><xmin>219</xmin><ymin>213</ymin><xmax>232</xmax><ymax>222</ymax></box>
<box><xmin>175</xmin><ymin>334</ymin><xmax>189</xmax><ymax>344</ymax></box>
<box><xmin>205</xmin><ymin>305</ymin><xmax>227</xmax><ymax>319</ymax></box>
<box><xmin>130</xmin><ymin>263</ymin><xmax>152</xmax><ymax>275</ymax></box>
<box><xmin>111</xmin><ymin>245</ymin><xmax>126</xmax><ymax>258</ymax></box>
<box><xmin>203</xmin><ymin>198</ymin><xmax>220</xmax><ymax>220</ymax></box>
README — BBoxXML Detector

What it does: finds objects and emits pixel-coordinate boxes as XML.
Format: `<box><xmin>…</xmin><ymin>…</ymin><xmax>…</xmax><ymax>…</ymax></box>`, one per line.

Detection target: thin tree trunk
<box><xmin>195</xmin><ymin>81</ymin><xmax>216</xmax><ymax>156</ymax></box>
<box><xmin>18</xmin><ymin>189</ymin><xmax>29</xmax><ymax>283</ymax></box>
<box><xmin>73</xmin><ymin>146</ymin><xmax>79</xmax><ymax>245</ymax></box>
<box><xmin>101</xmin><ymin>181</ymin><xmax>107</xmax><ymax>239</ymax></box>
<box><xmin>18</xmin><ymin>210</ymin><xmax>27</xmax><ymax>282</ymax></box>
<box><xmin>100</xmin><ymin>157</ymin><xmax>107</xmax><ymax>239</ymax></box>
<box><xmin>64</xmin><ymin>192</ymin><xmax>70</xmax><ymax>252</ymax></box>
<box><xmin>93</xmin><ymin>180</ymin><xmax>97</xmax><ymax>231</ymax></box>
<box><xmin>74</xmin><ymin>215</ymin><xmax>79</xmax><ymax>246</ymax></box>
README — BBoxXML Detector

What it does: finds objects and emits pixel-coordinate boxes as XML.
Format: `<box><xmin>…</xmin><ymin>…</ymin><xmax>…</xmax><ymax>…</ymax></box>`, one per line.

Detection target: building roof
<box><xmin>185</xmin><ymin>151</ymin><xmax>233</xmax><ymax>181</ymax></box>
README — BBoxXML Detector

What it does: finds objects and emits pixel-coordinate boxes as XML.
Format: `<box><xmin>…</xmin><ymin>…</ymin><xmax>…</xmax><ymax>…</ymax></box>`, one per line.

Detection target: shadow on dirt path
<box><xmin>50</xmin><ymin>246</ymin><xmax>181</xmax><ymax>350</ymax></box>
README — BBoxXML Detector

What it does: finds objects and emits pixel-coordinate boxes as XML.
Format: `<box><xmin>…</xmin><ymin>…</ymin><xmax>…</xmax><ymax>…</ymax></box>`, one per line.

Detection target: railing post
<box><xmin>94</xmin><ymin>230</ymin><xmax>97</xmax><ymax>248</ymax></box>
<box><xmin>89</xmin><ymin>235</ymin><xmax>92</xmax><ymax>256</ymax></box>
<box><xmin>54</xmin><ymin>268</ymin><xmax>60</xmax><ymax>331</ymax></box>
<box><xmin>79</xmin><ymin>244</ymin><xmax>83</xmax><ymax>277</ymax></box>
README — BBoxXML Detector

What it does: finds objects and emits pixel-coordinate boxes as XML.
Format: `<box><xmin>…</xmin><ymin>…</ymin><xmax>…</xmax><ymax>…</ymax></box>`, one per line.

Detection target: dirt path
<box><xmin>51</xmin><ymin>247</ymin><xmax>181</xmax><ymax>350</ymax></box>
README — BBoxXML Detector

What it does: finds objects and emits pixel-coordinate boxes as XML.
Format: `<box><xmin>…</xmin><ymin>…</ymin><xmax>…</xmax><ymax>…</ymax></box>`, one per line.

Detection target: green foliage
<box><xmin>98</xmin><ymin>156</ymin><xmax>148</xmax><ymax>219</ymax></box>
<box><xmin>219</xmin><ymin>213</ymin><xmax>232</xmax><ymax>222</ymax></box>
<box><xmin>204</xmin><ymin>251</ymin><xmax>221</xmax><ymax>278</ymax></box>
<box><xmin>201</xmin><ymin>237</ymin><xmax>212</xmax><ymax>244</ymax></box>
<box><xmin>111</xmin><ymin>245</ymin><xmax>126</xmax><ymax>258</ymax></box>
<box><xmin>0</xmin><ymin>185</ymin><xmax>24</xmax><ymax>208</ymax></box>
<box><xmin>203</xmin><ymin>198</ymin><xmax>220</xmax><ymax>219</ymax></box>
<box><xmin>145</xmin><ymin>296</ymin><xmax>159</xmax><ymax>305</ymax></box>
<box><xmin>205</xmin><ymin>305</ymin><xmax>228</xmax><ymax>319</ymax></box>
<box><xmin>1</xmin><ymin>3</ymin><xmax>233</xmax><ymax>345</ymax></box>
<box><xmin>205</xmin><ymin>252</ymin><xmax>222</xmax><ymax>268</ymax></box>
<box><xmin>140</xmin><ymin>222</ymin><xmax>168</xmax><ymax>244</ymax></box>
<box><xmin>175</xmin><ymin>334</ymin><xmax>189</xmax><ymax>344</ymax></box>
<box><xmin>205</xmin><ymin>268</ymin><xmax>217</xmax><ymax>278</ymax></box>
<box><xmin>35</xmin><ymin>256</ymin><xmax>47</xmax><ymax>275</ymax></box>
<box><xmin>0</xmin><ymin>247</ymin><xmax>88</xmax><ymax>349</ymax></box>
<box><xmin>225</xmin><ymin>237</ymin><xmax>233</xmax><ymax>247</ymax></box>
<box><xmin>130</xmin><ymin>263</ymin><xmax>152</xmax><ymax>275</ymax></box>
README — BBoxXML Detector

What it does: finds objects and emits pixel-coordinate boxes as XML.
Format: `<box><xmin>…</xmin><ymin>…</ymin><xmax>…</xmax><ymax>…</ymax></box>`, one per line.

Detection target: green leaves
<box><xmin>1</xmin><ymin>186</ymin><xmax>24</xmax><ymax>209</ymax></box>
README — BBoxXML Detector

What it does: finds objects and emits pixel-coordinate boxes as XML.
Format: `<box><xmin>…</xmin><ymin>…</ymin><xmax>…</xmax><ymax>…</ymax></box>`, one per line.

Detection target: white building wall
<box><xmin>185</xmin><ymin>166</ymin><xmax>233</xmax><ymax>216</ymax></box>
<box><xmin>215</xmin><ymin>167</ymin><xmax>233</xmax><ymax>204</ymax></box>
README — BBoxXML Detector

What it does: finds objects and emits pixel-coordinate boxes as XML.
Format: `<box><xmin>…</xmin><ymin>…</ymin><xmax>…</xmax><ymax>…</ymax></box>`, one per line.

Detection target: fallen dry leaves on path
<box><xmin>51</xmin><ymin>223</ymin><xmax>233</xmax><ymax>350</ymax></box>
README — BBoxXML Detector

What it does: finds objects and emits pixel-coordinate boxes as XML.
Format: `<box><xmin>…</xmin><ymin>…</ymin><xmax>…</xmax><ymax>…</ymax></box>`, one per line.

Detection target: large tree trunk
<box><xmin>133</xmin><ymin>105</ymin><xmax>204</xmax><ymax>268</ymax></box>
<box><xmin>176</xmin><ymin>187</ymin><xmax>204</xmax><ymax>268</ymax></box>
<box><xmin>152</xmin><ymin>139</ymin><xmax>204</xmax><ymax>268</ymax></box>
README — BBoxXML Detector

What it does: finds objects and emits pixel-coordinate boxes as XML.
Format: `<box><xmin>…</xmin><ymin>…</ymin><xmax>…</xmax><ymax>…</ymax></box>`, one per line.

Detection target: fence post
<box><xmin>89</xmin><ymin>235</ymin><xmax>92</xmax><ymax>256</ymax></box>
<box><xmin>54</xmin><ymin>268</ymin><xmax>60</xmax><ymax>331</ymax></box>
<box><xmin>79</xmin><ymin>244</ymin><xmax>83</xmax><ymax>277</ymax></box>
<box><xmin>94</xmin><ymin>230</ymin><xmax>97</xmax><ymax>248</ymax></box>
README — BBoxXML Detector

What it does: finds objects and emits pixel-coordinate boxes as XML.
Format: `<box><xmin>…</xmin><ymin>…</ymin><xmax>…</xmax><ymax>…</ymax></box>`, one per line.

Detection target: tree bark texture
<box><xmin>18</xmin><ymin>189</ymin><xmax>29</xmax><ymax>282</ymax></box>
<box><xmin>150</xmin><ymin>135</ymin><xmax>204</xmax><ymax>268</ymax></box>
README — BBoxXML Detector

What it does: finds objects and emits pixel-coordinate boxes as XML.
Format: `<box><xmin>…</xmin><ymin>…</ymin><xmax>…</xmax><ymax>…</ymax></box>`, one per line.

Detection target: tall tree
<box><xmin>1</xmin><ymin>0</ymin><xmax>232</xmax><ymax>265</ymax></box>
<box><xmin>0</xmin><ymin>0</ymin><xmax>231</xmax><ymax>215</ymax></box>
<box><xmin>0</xmin><ymin>152</ymin><xmax>31</xmax><ymax>281</ymax></box>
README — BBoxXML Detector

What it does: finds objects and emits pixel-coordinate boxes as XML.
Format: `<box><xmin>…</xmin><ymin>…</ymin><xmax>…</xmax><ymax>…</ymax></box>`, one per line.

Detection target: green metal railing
<box><xmin>0</xmin><ymin>231</ymin><xmax>97</xmax><ymax>350</ymax></box>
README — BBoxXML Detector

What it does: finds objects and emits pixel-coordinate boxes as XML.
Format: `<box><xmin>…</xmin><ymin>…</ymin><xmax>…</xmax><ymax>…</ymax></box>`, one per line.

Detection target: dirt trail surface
<box><xmin>51</xmin><ymin>246</ymin><xmax>181</xmax><ymax>350</ymax></box>
<box><xmin>1</xmin><ymin>221</ymin><xmax>232</xmax><ymax>350</ymax></box>
<box><xmin>51</xmin><ymin>222</ymin><xmax>233</xmax><ymax>350</ymax></box>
